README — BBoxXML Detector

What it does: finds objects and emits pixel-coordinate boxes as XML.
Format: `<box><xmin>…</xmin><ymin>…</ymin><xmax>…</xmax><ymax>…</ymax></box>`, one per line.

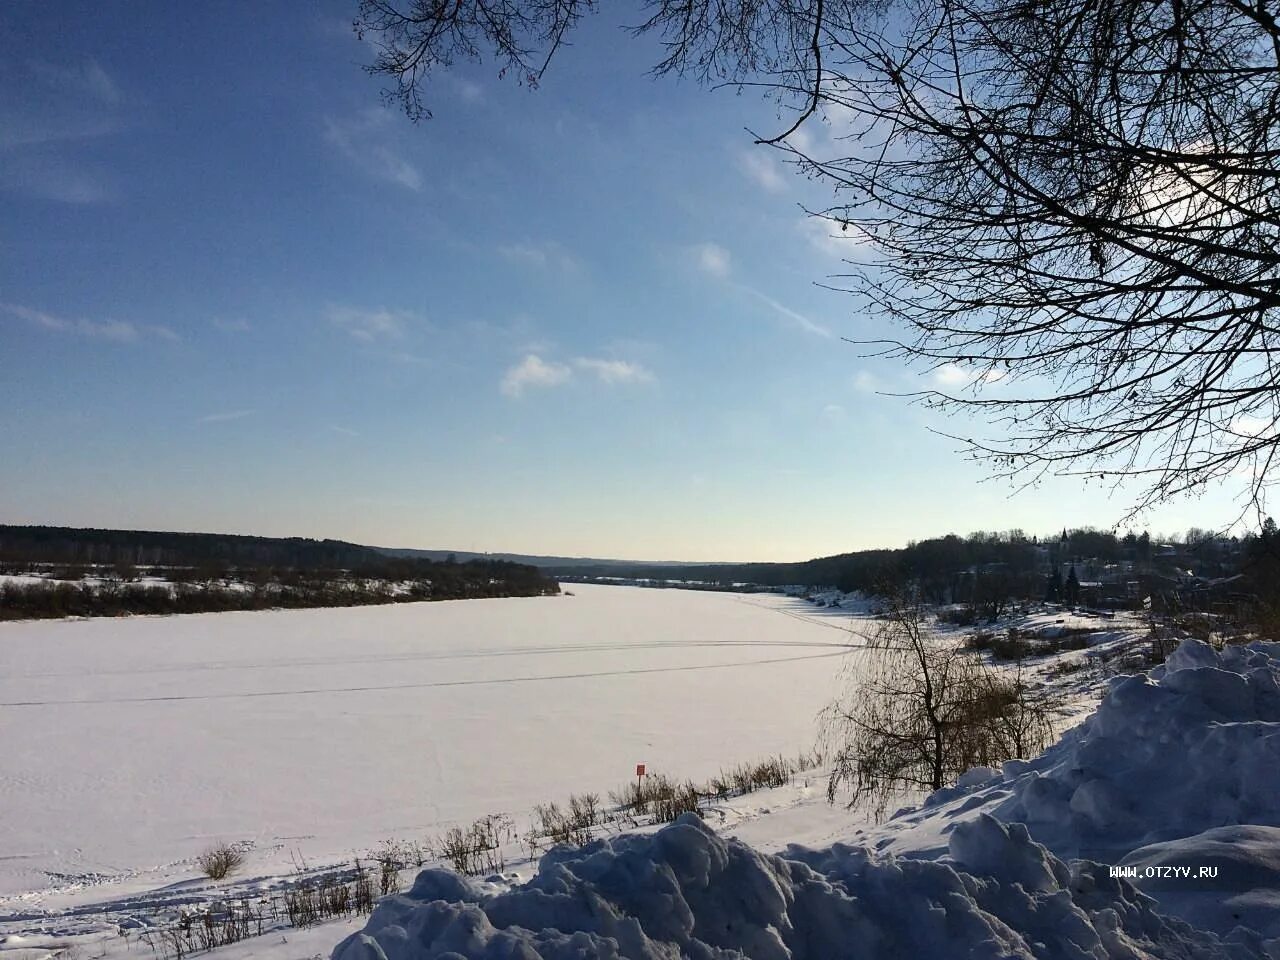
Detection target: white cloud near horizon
<box><xmin>3</xmin><ymin>302</ymin><xmax>178</xmax><ymax>342</ymax></box>
<box><xmin>323</xmin><ymin>108</ymin><xmax>422</xmax><ymax>191</ymax></box>
<box><xmin>328</xmin><ymin>305</ymin><xmax>414</xmax><ymax>341</ymax></box>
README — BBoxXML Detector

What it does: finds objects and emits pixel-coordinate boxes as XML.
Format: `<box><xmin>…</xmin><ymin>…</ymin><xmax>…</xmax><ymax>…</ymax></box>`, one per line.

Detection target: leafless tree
<box><xmin>821</xmin><ymin>595</ymin><xmax>1053</xmax><ymax>816</ymax></box>
<box><xmin>355</xmin><ymin>0</ymin><xmax>1280</xmax><ymax>518</ymax></box>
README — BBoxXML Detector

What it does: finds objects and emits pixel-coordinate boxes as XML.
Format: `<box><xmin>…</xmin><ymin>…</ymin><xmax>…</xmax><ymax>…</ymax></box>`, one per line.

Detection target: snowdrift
<box><xmin>332</xmin><ymin>812</ymin><xmax>1260</xmax><ymax>959</ymax></box>
<box><xmin>993</xmin><ymin>638</ymin><xmax>1280</xmax><ymax>860</ymax></box>
<box><xmin>874</xmin><ymin>637</ymin><xmax>1280</xmax><ymax>943</ymax></box>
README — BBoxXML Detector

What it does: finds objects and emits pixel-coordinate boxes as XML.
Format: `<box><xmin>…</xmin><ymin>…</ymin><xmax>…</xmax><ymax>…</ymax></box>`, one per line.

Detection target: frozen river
<box><xmin>0</xmin><ymin>584</ymin><xmax>866</xmax><ymax>897</ymax></box>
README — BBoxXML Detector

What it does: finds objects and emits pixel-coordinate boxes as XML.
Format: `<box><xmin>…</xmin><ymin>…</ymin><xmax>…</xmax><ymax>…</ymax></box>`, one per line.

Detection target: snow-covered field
<box><xmin>0</xmin><ymin>585</ymin><xmax>860</xmax><ymax>901</ymax></box>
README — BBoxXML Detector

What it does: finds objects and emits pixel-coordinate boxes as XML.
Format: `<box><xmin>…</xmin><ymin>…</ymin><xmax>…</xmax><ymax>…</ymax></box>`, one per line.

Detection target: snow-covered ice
<box><xmin>0</xmin><ymin>585</ymin><xmax>859</xmax><ymax>899</ymax></box>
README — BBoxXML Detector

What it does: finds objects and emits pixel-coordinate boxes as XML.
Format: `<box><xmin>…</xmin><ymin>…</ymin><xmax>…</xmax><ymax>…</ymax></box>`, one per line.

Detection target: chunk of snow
<box><xmin>333</xmin><ymin>814</ymin><xmax>1261</xmax><ymax>960</ymax></box>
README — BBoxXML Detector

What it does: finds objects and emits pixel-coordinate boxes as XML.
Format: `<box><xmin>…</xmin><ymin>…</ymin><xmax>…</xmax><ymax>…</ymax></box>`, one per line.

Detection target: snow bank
<box><xmin>331</xmin><ymin>813</ymin><xmax>1259</xmax><ymax>960</ymax></box>
<box><xmin>866</xmin><ymin>638</ymin><xmax>1280</xmax><ymax>941</ymax></box>
<box><xmin>990</xmin><ymin>639</ymin><xmax>1280</xmax><ymax>859</ymax></box>
<box><xmin>1119</xmin><ymin>826</ymin><xmax>1280</xmax><ymax>939</ymax></box>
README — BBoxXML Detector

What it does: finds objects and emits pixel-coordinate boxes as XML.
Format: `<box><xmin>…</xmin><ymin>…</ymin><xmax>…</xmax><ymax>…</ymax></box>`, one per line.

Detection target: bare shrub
<box><xmin>609</xmin><ymin>773</ymin><xmax>701</xmax><ymax>822</ymax></box>
<box><xmin>987</xmin><ymin>629</ymin><xmax>1034</xmax><ymax>661</ymax></box>
<box><xmin>1045</xmin><ymin>658</ymin><xmax>1087</xmax><ymax>679</ymax></box>
<box><xmin>706</xmin><ymin>773</ymin><xmax>731</xmax><ymax>799</ymax></box>
<box><xmin>651</xmin><ymin>781</ymin><xmax>701</xmax><ymax>823</ymax></box>
<box><xmin>965</xmin><ymin>631</ymin><xmax>996</xmax><ymax>651</ymax></box>
<box><xmin>531</xmin><ymin>800</ymin><xmax>593</xmax><ymax>848</ymax></box>
<box><xmin>937</xmin><ymin>605</ymin><xmax>978</xmax><ymax>627</ymax></box>
<box><xmin>378</xmin><ymin>857</ymin><xmax>400</xmax><ymax>896</ymax></box>
<box><xmin>823</xmin><ymin>595</ymin><xmax>1055</xmax><ymax>818</ymax></box>
<box><xmin>795</xmin><ymin>749</ymin><xmax>822</xmax><ymax>772</ymax></box>
<box><xmin>197</xmin><ymin>842</ymin><xmax>246</xmax><ymax>880</ymax></box>
<box><xmin>352</xmin><ymin>861</ymin><xmax>375</xmax><ymax>913</ymax></box>
<box><xmin>283</xmin><ymin>884</ymin><xmax>319</xmax><ymax>928</ymax></box>
<box><xmin>436</xmin><ymin>814</ymin><xmax>511</xmax><ymax>875</ymax></box>
<box><xmin>567</xmin><ymin>792</ymin><xmax>600</xmax><ymax>829</ymax></box>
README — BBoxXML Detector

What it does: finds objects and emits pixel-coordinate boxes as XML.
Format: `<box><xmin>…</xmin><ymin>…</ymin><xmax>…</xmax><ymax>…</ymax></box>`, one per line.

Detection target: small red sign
<box><xmin>635</xmin><ymin>763</ymin><xmax>646</xmax><ymax>777</ymax></box>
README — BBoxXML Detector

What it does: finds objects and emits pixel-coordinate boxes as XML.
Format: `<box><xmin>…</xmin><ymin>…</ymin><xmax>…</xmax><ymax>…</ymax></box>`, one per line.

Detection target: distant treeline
<box><xmin>555</xmin><ymin>528</ymin><xmax>1257</xmax><ymax>600</ymax></box>
<box><xmin>0</xmin><ymin>567</ymin><xmax>559</xmax><ymax>621</ymax></box>
<box><xmin>0</xmin><ymin>525</ymin><xmax>559</xmax><ymax>621</ymax></box>
<box><xmin>0</xmin><ymin>525</ymin><xmax>384</xmax><ymax>570</ymax></box>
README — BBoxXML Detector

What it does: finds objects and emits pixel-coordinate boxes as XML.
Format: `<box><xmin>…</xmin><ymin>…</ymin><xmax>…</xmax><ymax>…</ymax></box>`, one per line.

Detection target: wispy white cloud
<box><xmin>932</xmin><ymin>363</ymin><xmax>1008</xmax><ymax>388</ymax></box>
<box><xmin>330</xmin><ymin>424</ymin><xmax>360</xmax><ymax>437</ymax></box>
<box><xmin>200</xmin><ymin>409</ymin><xmax>253</xmax><ymax>424</ymax></box>
<box><xmin>573</xmin><ymin>357</ymin><xmax>655</xmax><ymax>385</ymax></box>
<box><xmin>501</xmin><ymin>354</ymin><xmax>573</xmax><ymax>397</ymax></box>
<box><xmin>454</xmin><ymin>78</ymin><xmax>484</xmax><ymax>103</ymax></box>
<box><xmin>0</xmin><ymin>158</ymin><xmax>118</xmax><ymax>203</ymax></box>
<box><xmin>822</xmin><ymin>403</ymin><xmax>846</xmax><ymax>421</ymax></box>
<box><xmin>385</xmin><ymin>349</ymin><xmax>432</xmax><ymax>365</ymax></box>
<box><xmin>738</xmin><ymin>286</ymin><xmax>833</xmax><ymax>338</ymax></box>
<box><xmin>212</xmin><ymin>317</ymin><xmax>252</xmax><ymax>333</ymax></box>
<box><xmin>501</xmin><ymin>352</ymin><xmax>654</xmax><ymax>396</ymax></box>
<box><xmin>693</xmin><ymin>242</ymin><xmax>732</xmax><ymax>278</ymax></box>
<box><xmin>328</xmin><ymin>305</ymin><xmax>415</xmax><ymax>341</ymax></box>
<box><xmin>933</xmin><ymin>363</ymin><xmax>970</xmax><ymax>387</ymax></box>
<box><xmin>784</xmin><ymin>125</ymin><xmax>818</xmax><ymax>156</ymax></box>
<box><xmin>801</xmin><ymin>215</ymin><xmax>859</xmax><ymax>259</ymax></box>
<box><xmin>323</xmin><ymin>108</ymin><xmax>422</xmax><ymax>191</ymax></box>
<box><xmin>852</xmin><ymin>370</ymin><xmax>881</xmax><ymax>393</ymax></box>
<box><xmin>1</xmin><ymin>59</ymin><xmax>125</xmax><ymax>149</ymax></box>
<box><xmin>739</xmin><ymin>150</ymin><xmax>788</xmax><ymax>193</ymax></box>
<box><xmin>0</xmin><ymin>59</ymin><xmax>127</xmax><ymax>203</ymax></box>
<box><xmin>497</xmin><ymin>240</ymin><xmax>581</xmax><ymax>272</ymax></box>
<box><xmin>32</xmin><ymin>60</ymin><xmax>122</xmax><ymax>107</ymax></box>
<box><xmin>3</xmin><ymin>302</ymin><xmax>178</xmax><ymax>342</ymax></box>
<box><xmin>1230</xmin><ymin>415</ymin><xmax>1273</xmax><ymax>438</ymax></box>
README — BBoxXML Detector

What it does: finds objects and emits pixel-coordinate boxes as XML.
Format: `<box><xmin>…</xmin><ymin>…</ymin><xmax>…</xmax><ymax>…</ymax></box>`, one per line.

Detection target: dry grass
<box><xmin>196</xmin><ymin>842</ymin><xmax>246</xmax><ymax>880</ymax></box>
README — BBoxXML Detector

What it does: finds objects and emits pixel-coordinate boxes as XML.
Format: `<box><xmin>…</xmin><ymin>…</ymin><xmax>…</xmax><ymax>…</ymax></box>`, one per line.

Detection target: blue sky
<box><xmin>0</xmin><ymin>2</ymin><xmax>1255</xmax><ymax>560</ymax></box>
